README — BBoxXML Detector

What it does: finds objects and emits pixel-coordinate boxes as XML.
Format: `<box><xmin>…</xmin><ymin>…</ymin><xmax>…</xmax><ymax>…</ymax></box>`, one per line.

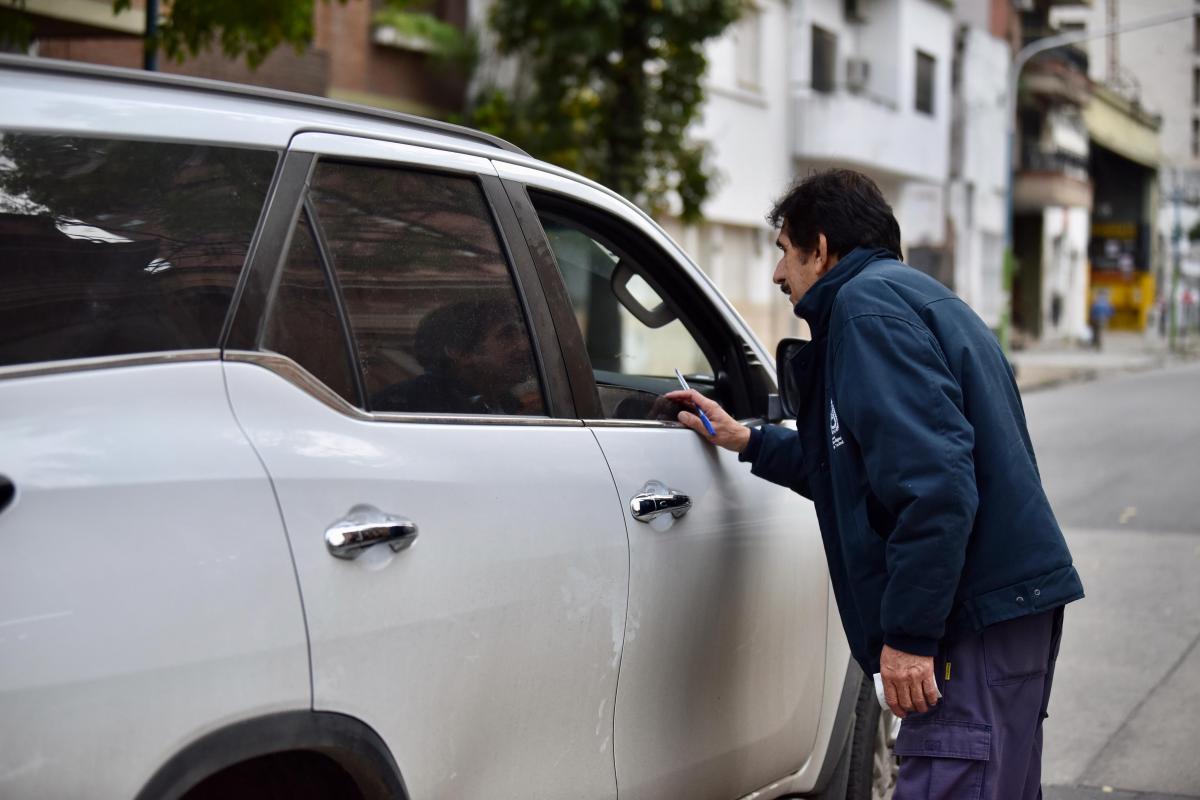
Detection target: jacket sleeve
<box><xmin>831</xmin><ymin>315</ymin><xmax>979</xmax><ymax>657</ymax></box>
<box><xmin>738</xmin><ymin>425</ymin><xmax>812</xmax><ymax>499</ymax></box>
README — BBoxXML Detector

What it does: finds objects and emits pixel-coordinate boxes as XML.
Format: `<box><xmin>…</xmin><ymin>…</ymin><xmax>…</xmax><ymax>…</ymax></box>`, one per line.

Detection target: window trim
<box><xmin>299</xmin><ymin>200</ymin><xmax>368</xmax><ymax>409</ymax></box>
<box><xmin>224</xmin><ymin>350</ymin><xmax>582</xmax><ymax>427</ymax></box>
<box><xmin>500</xmin><ymin>179</ymin><xmax>605</xmax><ymax>419</ymax></box>
<box><xmin>227</xmin><ymin>136</ymin><xmax>573</xmax><ymax>423</ymax></box>
<box><xmin>224</xmin><ymin>149</ymin><xmax>315</xmax><ymax>351</ymax></box>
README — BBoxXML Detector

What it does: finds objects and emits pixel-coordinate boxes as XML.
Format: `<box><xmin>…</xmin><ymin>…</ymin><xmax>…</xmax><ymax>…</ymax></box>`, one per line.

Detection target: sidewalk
<box><xmin>1012</xmin><ymin>331</ymin><xmax>1200</xmax><ymax>392</ymax></box>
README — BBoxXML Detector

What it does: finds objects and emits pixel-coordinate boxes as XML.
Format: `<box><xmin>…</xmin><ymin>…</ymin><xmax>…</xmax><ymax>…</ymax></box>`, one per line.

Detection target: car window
<box><xmin>0</xmin><ymin>133</ymin><xmax>277</xmax><ymax>367</ymax></box>
<box><xmin>307</xmin><ymin>161</ymin><xmax>545</xmax><ymax>416</ymax></box>
<box><xmin>537</xmin><ymin>213</ymin><xmax>714</xmax><ymax>421</ymax></box>
<box><xmin>260</xmin><ymin>210</ymin><xmax>359</xmax><ymax>406</ymax></box>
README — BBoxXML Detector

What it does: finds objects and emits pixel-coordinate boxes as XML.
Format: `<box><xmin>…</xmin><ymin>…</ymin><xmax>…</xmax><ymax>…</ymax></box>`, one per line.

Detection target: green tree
<box><xmin>470</xmin><ymin>0</ymin><xmax>744</xmax><ymax>223</ymax></box>
<box><xmin>0</xmin><ymin>0</ymin><xmax>455</xmax><ymax>70</ymax></box>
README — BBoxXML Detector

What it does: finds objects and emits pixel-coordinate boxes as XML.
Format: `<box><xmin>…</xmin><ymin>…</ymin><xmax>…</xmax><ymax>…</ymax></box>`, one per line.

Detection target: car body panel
<box><xmin>0</xmin><ymin>360</ymin><xmax>309</xmax><ymax>798</ymax></box>
<box><xmin>591</xmin><ymin>421</ymin><xmax>828</xmax><ymax>798</ymax></box>
<box><xmin>222</xmin><ymin>360</ymin><xmax>629</xmax><ymax>799</ymax></box>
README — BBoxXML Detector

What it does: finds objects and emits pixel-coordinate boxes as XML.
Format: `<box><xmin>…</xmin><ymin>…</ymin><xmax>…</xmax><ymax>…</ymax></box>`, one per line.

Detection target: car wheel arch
<box><xmin>134</xmin><ymin>710</ymin><xmax>408</xmax><ymax>800</ymax></box>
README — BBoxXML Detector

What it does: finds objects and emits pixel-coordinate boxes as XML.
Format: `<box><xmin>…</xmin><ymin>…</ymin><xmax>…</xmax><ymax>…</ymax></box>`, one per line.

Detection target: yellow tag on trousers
<box><xmin>945</xmin><ymin>661</ymin><xmax>952</xmax><ymax>681</ymax></box>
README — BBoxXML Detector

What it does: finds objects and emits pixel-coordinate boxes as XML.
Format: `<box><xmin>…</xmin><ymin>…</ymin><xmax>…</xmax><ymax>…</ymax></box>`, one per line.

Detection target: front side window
<box><xmin>537</xmin><ymin>209</ymin><xmax>715</xmax><ymax>421</ymax></box>
<box><xmin>0</xmin><ymin>134</ymin><xmax>277</xmax><ymax>367</ymax></box>
<box><xmin>307</xmin><ymin>161</ymin><xmax>545</xmax><ymax>416</ymax></box>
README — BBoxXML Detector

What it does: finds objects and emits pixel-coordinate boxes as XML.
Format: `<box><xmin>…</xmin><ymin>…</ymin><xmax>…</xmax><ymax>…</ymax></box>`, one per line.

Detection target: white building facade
<box><xmin>1057</xmin><ymin>0</ymin><xmax>1200</xmax><ymax>321</ymax></box>
<box><xmin>948</xmin><ymin>1</ymin><xmax>1012</xmax><ymax>329</ymax></box>
<box><xmin>672</xmin><ymin>0</ymin><xmax>962</xmax><ymax>345</ymax></box>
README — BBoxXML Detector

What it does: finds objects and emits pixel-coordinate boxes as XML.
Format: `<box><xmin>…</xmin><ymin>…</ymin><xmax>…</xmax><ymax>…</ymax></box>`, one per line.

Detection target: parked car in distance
<box><xmin>0</xmin><ymin>55</ymin><xmax>896</xmax><ymax>800</ymax></box>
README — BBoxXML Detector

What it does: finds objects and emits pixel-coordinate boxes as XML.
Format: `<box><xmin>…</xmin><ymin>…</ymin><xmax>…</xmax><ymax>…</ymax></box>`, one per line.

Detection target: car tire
<box><xmin>845</xmin><ymin>679</ymin><xmax>900</xmax><ymax>800</ymax></box>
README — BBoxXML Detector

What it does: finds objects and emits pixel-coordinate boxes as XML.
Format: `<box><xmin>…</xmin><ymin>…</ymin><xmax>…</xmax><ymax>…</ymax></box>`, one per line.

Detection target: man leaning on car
<box><xmin>668</xmin><ymin>169</ymin><xmax>1084</xmax><ymax>800</ymax></box>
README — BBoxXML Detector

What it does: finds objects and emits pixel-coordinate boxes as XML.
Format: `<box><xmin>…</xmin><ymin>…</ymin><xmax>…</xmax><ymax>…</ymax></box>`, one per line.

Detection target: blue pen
<box><xmin>674</xmin><ymin>368</ymin><xmax>716</xmax><ymax>436</ymax></box>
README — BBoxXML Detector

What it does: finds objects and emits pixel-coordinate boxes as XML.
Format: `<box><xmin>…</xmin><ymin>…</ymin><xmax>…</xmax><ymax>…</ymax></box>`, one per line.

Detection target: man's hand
<box><xmin>663</xmin><ymin>389</ymin><xmax>751</xmax><ymax>453</ymax></box>
<box><xmin>879</xmin><ymin>644</ymin><xmax>939</xmax><ymax>718</ymax></box>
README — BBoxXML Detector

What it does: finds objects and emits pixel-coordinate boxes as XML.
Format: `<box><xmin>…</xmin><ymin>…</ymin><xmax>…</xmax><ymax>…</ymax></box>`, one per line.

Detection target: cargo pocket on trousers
<box><xmin>981</xmin><ymin>611</ymin><xmax>1053</xmax><ymax>686</ymax></box>
<box><xmin>894</xmin><ymin>719</ymin><xmax>991</xmax><ymax>800</ymax></box>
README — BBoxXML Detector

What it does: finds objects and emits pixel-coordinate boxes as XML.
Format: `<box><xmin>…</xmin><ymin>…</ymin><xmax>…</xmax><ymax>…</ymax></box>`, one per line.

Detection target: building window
<box><xmin>1193</xmin><ymin>117</ymin><xmax>1200</xmax><ymax>158</ymax></box>
<box><xmin>1195</xmin><ymin>14</ymin><xmax>1200</xmax><ymax>52</ymax></box>
<box><xmin>915</xmin><ymin>50</ymin><xmax>936</xmax><ymax>115</ymax></box>
<box><xmin>812</xmin><ymin>26</ymin><xmax>837</xmax><ymax>94</ymax></box>
<box><xmin>735</xmin><ymin>8</ymin><xmax>762</xmax><ymax>91</ymax></box>
<box><xmin>1194</xmin><ymin>66</ymin><xmax>1200</xmax><ymax>106</ymax></box>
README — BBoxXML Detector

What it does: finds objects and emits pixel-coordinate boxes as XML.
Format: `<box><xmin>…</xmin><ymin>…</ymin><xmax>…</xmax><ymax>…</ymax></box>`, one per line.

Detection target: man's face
<box><xmin>773</xmin><ymin>229</ymin><xmax>828</xmax><ymax>306</ymax></box>
<box><xmin>455</xmin><ymin>318</ymin><xmax>532</xmax><ymax>389</ymax></box>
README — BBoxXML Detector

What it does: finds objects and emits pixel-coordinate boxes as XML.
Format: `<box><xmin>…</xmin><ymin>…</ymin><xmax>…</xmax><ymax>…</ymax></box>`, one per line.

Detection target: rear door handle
<box><xmin>630</xmin><ymin>481</ymin><xmax>692</xmax><ymax>522</ymax></box>
<box><xmin>325</xmin><ymin>504</ymin><xmax>418</xmax><ymax>559</ymax></box>
<box><xmin>0</xmin><ymin>475</ymin><xmax>13</xmax><ymax>515</ymax></box>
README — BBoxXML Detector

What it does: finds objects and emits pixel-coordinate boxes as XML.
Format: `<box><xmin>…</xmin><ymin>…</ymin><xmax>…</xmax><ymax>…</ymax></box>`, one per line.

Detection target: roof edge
<box><xmin>0</xmin><ymin>54</ymin><xmax>528</xmax><ymax>158</ymax></box>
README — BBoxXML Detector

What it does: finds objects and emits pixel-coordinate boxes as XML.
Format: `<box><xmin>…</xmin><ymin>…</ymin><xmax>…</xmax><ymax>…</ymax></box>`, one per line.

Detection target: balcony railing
<box><xmin>1020</xmin><ymin>146</ymin><xmax>1089</xmax><ymax>183</ymax></box>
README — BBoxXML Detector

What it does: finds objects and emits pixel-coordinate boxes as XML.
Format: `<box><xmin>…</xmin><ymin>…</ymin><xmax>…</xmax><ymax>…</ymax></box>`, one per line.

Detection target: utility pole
<box><xmin>1107</xmin><ymin>0</ymin><xmax>1118</xmax><ymax>86</ymax></box>
<box><xmin>143</xmin><ymin>0</ymin><xmax>159</xmax><ymax>71</ymax></box>
<box><xmin>1169</xmin><ymin>171</ymin><xmax>1183</xmax><ymax>352</ymax></box>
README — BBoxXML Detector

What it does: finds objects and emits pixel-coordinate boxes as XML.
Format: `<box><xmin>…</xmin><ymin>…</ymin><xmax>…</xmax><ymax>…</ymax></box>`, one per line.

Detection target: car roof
<box><xmin>0</xmin><ymin>54</ymin><xmax>527</xmax><ymax>157</ymax></box>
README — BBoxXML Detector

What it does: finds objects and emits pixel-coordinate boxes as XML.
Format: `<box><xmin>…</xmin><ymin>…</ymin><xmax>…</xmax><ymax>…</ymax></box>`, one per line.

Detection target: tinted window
<box><xmin>539</xmin><ymin>214</ymin><xmax>713</xmax><ymax>420</ymax></box>
<box><xmin>0</xmin><ymin>134</ymin><xmax>277</xmax><ymax>367</ymax></box>
<box><xmin>261</xmin><ymin>211</ymin><xmax>358</xmax><ymax>405</ymax></box>
<box><xmin>308</xmin><ymin>161</ymin><xmax>545</xmax><ymax>416</ymax></box>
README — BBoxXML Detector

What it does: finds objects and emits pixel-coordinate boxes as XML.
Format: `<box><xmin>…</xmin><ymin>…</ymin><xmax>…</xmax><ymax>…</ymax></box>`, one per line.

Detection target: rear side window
<box><xmin>0</xmin><ymin>134</ymin><xmax>277</xmax><ymax>367</ymax></box>
<box><xmin>304</xmin><ymin>161</ymin><xmax>546</xmax><ymax>416</ymax></box>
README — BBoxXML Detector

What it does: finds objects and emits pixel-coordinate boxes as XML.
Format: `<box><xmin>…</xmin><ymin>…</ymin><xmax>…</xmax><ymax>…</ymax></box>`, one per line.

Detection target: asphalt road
<box><xmin>1023</xmin><ymin>363</ymin><xmax>1200</xmax><ymax>799</ymax></box>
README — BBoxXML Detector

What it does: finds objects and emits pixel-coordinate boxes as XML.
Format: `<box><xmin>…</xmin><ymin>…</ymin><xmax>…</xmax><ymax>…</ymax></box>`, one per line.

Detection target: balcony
<box><xmin>1014</xmin><ymin>146</ymin><xmax>1093</xmax><ymax>211</ymax></box>
<box><xmin>1020</xmin><ymin>52</ymin><xmax>1092</xmax><ymax>108</ymax></box>
<box><xmin>792</xmin><ymin>89</ymin><xmax>948</xmax><ymax>184</ymax></box>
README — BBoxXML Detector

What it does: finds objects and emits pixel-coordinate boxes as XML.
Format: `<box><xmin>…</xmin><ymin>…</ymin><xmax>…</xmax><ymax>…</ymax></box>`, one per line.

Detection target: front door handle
<box><xmin>630</xmin><ymin>481</ymin><xmax>692</xmax><ymax>522</ymax></box>
<box><xmin>325</xmin><ymin>504</ymin><xmax>418</xmax><ymax>559</ymax></box>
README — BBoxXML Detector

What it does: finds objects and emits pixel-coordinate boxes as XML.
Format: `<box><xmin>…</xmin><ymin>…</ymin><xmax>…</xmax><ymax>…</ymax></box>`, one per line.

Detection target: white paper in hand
<box><xmin>873</xmin><ymin>671</ymin><xmax>942</xmax><ymax>713</ymax></box>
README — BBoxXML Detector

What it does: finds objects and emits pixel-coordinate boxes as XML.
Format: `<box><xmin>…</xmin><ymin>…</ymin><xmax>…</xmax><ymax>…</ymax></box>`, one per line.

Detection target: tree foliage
<box><xmin>470</xmin><ymin>0</ymin><xmax>745</xmax><ymax>223</ymax></box>
<box><xmin>109</xmin><ymin>0</ymin><xmax>335</xmax><ymax>68</ymax></box>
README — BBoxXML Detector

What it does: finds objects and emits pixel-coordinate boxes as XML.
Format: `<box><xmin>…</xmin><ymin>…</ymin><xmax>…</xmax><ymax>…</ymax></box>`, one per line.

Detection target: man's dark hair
<box><xmin>414</xmin><ymin>297</ymin><xmax>517</xmax><ymax>372</ymax></box>
<box><xmin>767</xmin><ymin>169</ymin><xmax>903</xmax><ymax>260</ymax></box>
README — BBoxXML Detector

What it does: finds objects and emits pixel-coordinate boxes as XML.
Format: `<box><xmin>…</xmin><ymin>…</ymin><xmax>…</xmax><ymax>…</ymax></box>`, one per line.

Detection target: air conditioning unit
<box><xmin>846</xmin><ymin>58</ymin><xmax>870</xmax><ymax>93</ymax></box>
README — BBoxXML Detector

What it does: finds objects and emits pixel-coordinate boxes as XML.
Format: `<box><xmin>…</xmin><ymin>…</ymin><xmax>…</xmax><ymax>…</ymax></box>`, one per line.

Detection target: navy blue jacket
<box><xmin>742</xmin><ymin>247</ymin><xmax>1083</xmax><ymax>674</ymax></box>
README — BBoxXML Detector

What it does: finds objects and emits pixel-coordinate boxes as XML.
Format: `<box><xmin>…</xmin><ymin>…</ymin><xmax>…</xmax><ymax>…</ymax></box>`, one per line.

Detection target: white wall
<box><xmin>789</xmin><ymin>0</ymin><xmax>953</xmax><ymax>187</ymax></box>
<box><xmin>696</xmin><ymin>0</ymin><xmax>794</xmax><ymax>229</ymax></box>
<box><xmin>1041</xmin><ymin>205</ymin><xmax>1092</xmax><ymax>341</ymax></box>
<box><xmin>950</xmin><ymin>23</ymin><xmax>1012</xmax><ymax>327</ymax></box>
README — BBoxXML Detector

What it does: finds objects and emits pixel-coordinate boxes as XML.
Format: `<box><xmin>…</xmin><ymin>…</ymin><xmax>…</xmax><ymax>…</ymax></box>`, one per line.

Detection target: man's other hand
<box><xmin>880</xmin><ymin>644</ymin><xmax>939</xmax><ymax>718</ymax></box>
<box><xmin>663</xmin><ymin>389</ymin><xmax>751</xmax><ymax>453</ymax></box>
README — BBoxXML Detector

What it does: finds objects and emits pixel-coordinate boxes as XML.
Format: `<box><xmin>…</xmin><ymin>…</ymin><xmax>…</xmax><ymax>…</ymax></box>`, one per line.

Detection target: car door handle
<box><xmin>325</xmin><ymin>504</ymin><xmax>418</xmax><ymax>559</ymax></box>
<box><xmin>630</xmin><ymin>481</ymin><xmax>692</xmax><ymax>522</ymax></box>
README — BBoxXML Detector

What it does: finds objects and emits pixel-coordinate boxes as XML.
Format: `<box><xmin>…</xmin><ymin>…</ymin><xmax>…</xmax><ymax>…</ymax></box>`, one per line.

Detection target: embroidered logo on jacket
<box><xmin>830</xmin><ymin>399</ymin><xmax>844</xmax><ymax>450</ymax></box>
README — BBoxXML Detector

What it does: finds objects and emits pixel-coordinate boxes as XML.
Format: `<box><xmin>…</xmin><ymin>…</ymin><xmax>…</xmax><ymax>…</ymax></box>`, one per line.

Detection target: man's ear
<box><xmin>815</xmin><ymin>233</ymin><xmax>840</xmax><ymax>276</ymax></box>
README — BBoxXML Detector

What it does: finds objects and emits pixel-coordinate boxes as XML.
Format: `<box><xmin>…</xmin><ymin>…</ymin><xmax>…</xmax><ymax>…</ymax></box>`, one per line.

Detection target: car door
<box><xmin>221</xmin><ymin>134</ymin><xmax>629</xmax><ymax>799</ymax></box>
<box><xmin>496</xmin><ymin>164</ymin><xmax>832</xmax><ymax>800</ymax></box>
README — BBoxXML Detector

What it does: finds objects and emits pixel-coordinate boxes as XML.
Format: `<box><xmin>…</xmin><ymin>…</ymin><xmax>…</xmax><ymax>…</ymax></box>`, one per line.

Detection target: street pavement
<box><xmin>1023</xmin><ymin>362</ymin><xmax>1200</xmax><ymax>799</ymax></box>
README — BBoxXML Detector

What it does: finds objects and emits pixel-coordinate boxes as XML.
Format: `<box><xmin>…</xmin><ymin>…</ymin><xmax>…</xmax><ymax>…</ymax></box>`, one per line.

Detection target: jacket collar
<box><xmin>793</xmin><ymin>246</ymin><xmax>895</xmax><ymax>338</ymax></box>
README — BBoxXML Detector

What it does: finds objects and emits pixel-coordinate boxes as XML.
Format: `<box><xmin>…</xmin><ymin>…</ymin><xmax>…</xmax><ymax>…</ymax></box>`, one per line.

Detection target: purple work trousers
<box><xmin>893</xmin><ymin>607</ymin><xmax>1065</xmax><ymax>800</ymax></box>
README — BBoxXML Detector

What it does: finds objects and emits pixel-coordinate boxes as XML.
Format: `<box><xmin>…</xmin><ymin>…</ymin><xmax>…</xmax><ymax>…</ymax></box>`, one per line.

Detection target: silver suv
<box><xmin>0</xmin><ymin>56</ymin><xmax>892</xmax><ymax>800</ymax></box>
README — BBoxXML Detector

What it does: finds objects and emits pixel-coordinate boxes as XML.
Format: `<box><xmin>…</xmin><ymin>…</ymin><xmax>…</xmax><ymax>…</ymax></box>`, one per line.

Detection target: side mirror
<box><xmin>774</xmin><ymin>337</ymin><xmax>809</xmax><ymax>421</ymax></box>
